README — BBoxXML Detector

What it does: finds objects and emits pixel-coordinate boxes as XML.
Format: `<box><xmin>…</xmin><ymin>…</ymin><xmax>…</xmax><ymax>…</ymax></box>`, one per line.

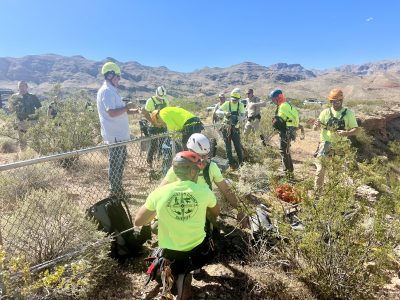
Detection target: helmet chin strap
<box><xmin>105</xmin><ymin>72</ymin><xmax>117</xmax><ymax>86</ymax></box>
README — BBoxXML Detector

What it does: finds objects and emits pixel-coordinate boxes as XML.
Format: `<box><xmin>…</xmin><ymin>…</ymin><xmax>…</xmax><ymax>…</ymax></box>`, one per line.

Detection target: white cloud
<box><xmin>366</xmin><ymin>17</ymin><xmax>374</xmax><ymax>22</ymax></box>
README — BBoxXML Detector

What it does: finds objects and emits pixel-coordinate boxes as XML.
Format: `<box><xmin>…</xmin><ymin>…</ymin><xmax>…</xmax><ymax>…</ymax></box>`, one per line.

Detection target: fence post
<box><xmin>0</xmin><ymin>227</ymin><xmax>5</xmax><ymax>298</ymax></box>
<box><xmin>171</xmin><ymin>139</ymin><xmax>177</xmax><ymax>157</ymax></box>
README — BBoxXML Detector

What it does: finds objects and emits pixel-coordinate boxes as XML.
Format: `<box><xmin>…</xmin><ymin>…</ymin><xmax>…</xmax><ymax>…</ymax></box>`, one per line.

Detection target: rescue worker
<box><xmin>96</xmin><ymin>62</ymin><xmax>136</xmax><ymax>197</ymax></box>
<box><xmin>142</xmin><ymin>86</ymin><xmax>169</xmax><ymax>167</ymax></box>
<box><xmin>244</xmin><ymin>88</ymin><xmax>266</xmax><ymax>134</ymax></box>
<box><xmin>135</xmin><ymin>151</ymin><xmax>220</xmax><ymax>299</ymax></box>
<box><xmin>269</xmin><ymin>89</ymin><xmax>299</xmax><ymax>179</ymax></box>
<box><xmin>216</xmin><ymin>88</ymin><xmax>246</xmax><ymax>170</ymax></box>
<box><xmin>160</xmin><ymin>133</ymin><xmax>246</xmax><ymax>225</ymax></box>
<box><xmin>150</xmin><ymin>107</ymin><xmax>204</xmax><ymax>149</ymax></box>
<box><xmin>8</xmin><ymin>81</ymin><xmax>42</xmax><ymax>149</ymax></box>
<box><xmin>313</xmin><ymin>88</ymin><xmax>358</xmax><ymax>190</ymax></box>
<box><xmin>212</xmin><ymin>93</ymin><xmax>226</xmax><ymax>124</ymax></box>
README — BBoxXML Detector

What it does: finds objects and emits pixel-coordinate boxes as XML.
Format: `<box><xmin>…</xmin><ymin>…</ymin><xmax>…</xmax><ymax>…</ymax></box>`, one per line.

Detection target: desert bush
<box><xmin>234</xmin><ymin>162</ymin><xmax>277</xmax><ymax>197</ymax></box>
<box><xmin>274</xmin><ymin>141</ymin><xmax>399</xmax><ymax>299</ymax></box>
<box><xmin>0</xmin><ymin>137</ymin><xmax>17</xmax><ymax>153</ymax></box>
<box><xmin>1</xmin><ymin>189</ymin><xmax>115</xmax><ymax>299</ymax></box>
<box><xmin>25</xmin><ymin>98</ymin><xmax>100</xmax><ymax>156</ymax></box>
<box><xmin>0</xmin><ymin>163</ymin><xmax>66</xmax><ymax>213</ymax></box>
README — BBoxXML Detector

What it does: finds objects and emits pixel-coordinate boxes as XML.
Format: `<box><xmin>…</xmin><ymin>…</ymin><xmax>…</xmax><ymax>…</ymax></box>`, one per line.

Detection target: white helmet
<box><xmin>156</xmin><ymin>86</ymin><xmax>166</xmax><ymax>97</ymax></box>
<box><xmin>186</xmin><ymin>133</ymin><xmax>210</xmax><ymax>155</ymax></box>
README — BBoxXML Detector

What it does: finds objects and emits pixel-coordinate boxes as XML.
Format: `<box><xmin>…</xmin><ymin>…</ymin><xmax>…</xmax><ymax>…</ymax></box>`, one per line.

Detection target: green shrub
<box><xmin>0</xmin><ymin>137</ymin><xmax>17</xmax><ymax>153</ymax></box>
<box><xmin>25</xmin><ymin>98</ymin><xmax>100</xmax><ymax>156</ymax></box>
<box><xmin>274</xmin><ymin>142</ymin><xmax>398</xmax><ymax>299</ymax></box>
<box><xmin>1</xmin><ymin>189</ymin><xmax>115</xmax><ymax>299</ymax></box>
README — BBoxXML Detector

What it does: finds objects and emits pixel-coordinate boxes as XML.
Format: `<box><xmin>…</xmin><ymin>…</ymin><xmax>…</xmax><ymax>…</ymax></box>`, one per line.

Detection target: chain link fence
<box><xmin>0</xmin><ymin>130</ymin><xmax>193</xmax><ymax>263</ymax></box>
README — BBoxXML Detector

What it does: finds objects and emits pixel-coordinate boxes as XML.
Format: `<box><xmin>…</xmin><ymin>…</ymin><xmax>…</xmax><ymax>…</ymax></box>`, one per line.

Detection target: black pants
<box><xmin>181</xmin><ymin>117</ymin><xmax>204</xmax><ymax>150</ymax></box>
<box><xmin>146</xmin><ymin>127</ymin><xmax>167</xmax><ymax>165</ymax></box>
<box><xmin>278</xmin><ymin>131</ymin><xmax>293</xmax><ymax>173</ymax></box>
<box><xmin>163</xmin><ymin>238</ymin><xmax>214</xmax><ymax>276</ymax></box>
<box><xmin>221</xmin><ymin>126</ymin><xmax>243</xmax><ymax>165</ymax></box>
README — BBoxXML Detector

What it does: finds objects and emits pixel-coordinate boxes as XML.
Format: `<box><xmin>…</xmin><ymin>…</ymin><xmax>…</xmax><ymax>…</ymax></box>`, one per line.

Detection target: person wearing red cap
<box><xmin>313</xmin><ymin>88</ymin><xmax>358</xmax><ymax>190</ymax></box>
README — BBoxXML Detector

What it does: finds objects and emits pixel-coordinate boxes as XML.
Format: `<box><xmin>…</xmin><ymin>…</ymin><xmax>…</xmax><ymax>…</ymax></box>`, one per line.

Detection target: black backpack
<box><xmin>326</xmin><ymin>108</ymin><xmax>347</xmax><ymax>131</ymax></box>
<box><xmin>87</xmin><ymin>196</ymin><xmax>151</xmax><ymax>259</ymax></box>
<box><xmin>202</xmin><ymin>163</ymin><xmax>212</xmax><ymax>191</ymax></box>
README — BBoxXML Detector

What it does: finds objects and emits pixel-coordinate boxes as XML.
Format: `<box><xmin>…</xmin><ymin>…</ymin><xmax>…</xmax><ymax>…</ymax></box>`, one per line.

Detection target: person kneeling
<box><xmin>135</xmin><ymin>151</ymin><xmax>220</xmax><ymax>299</ymax></box>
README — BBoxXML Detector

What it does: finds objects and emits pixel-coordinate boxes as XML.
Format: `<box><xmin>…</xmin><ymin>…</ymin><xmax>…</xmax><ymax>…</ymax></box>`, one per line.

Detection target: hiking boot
<box><xmin>192</xmin><ymin>268</ymin><xmax>207</xmax><ymax>280</ymax></box>
<box><xmin>176</xmin><ymin>273</ymin><xmax>192</xmax><ymax>300</ymax></box>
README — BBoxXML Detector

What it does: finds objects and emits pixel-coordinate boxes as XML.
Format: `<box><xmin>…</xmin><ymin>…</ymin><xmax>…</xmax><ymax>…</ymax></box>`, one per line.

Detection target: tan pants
<box><xmin>244</xmin><ymin>119</ymin><xmax>260</xmax><ymax>134</ymax></box>
<box><xmin>314</xmin><ymin>142</ymin><xmax>332</xmax><ymax>190</ymax></box>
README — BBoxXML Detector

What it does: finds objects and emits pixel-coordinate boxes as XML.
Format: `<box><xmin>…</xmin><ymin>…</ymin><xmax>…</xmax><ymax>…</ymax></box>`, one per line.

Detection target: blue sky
<box><xmin>1</xmin><ymin>0</ymin><xmax>399</xmax><ymax>72</ymax></box>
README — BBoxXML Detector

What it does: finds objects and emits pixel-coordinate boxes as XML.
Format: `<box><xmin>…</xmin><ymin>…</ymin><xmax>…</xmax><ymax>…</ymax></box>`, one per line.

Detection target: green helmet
<box><xmin>101</xmin><ymin>62</ymin><xmax>121</xmax><ymax>76</ymax></box>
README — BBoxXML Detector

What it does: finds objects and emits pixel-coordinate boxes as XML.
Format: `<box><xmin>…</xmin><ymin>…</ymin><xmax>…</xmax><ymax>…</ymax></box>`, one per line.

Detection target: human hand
<box><xmin>336</xmin><ymin>130</ymin><xmax>347</xmax><ymax>136</ymax></box>
<box><xmin>313</xmin><ymin>119</ymin><xmax>321</xmax><ymax>130</ymax></box>
<box><xmin>126</xmin><ymin>102</ymin><xmax>135</xmax><ymax>110</ymax></box>
<box><xmin>225</xmin><ymin>112</ymin><xmax>231</xmax><ymax>117</ymax></box>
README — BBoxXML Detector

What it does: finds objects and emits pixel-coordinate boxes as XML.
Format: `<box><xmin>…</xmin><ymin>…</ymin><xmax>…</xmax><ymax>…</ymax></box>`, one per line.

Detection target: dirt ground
<box><xmin>89</xmin><ymin>128</ymin><xmax>322</xmax><ymax>300</ymax></box>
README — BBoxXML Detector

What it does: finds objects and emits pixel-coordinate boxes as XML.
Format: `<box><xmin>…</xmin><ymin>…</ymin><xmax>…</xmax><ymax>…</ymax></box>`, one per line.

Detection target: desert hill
<box><xmin>0</xmin><ymin>54</ymin><xmax>400</xmax><ymax>101</ymax></box>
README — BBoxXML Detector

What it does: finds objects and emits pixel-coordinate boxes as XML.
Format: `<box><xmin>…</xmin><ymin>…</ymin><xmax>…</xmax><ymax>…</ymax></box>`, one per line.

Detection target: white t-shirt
<box><xmin>96</xmin><ymin>81</ymin><xmax>130</xmax><ymax>144</ymax></box>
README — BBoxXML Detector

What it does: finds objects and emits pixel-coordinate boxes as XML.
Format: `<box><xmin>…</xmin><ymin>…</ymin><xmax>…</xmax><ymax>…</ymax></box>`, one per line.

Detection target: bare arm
<box><xmin>215</xmin><ymin>180</ymin><xmax>248</xmax><ymax>227</ymax></box>
<box><xmin>134</xmin><ymin>205</ymin><xmax>157</xmax><ymax>226</ymax></box>
<box><xmin>208</xmin><ymin>203</ymin><xmax>220</xmax><ymax>220</ymax></box>
<box><xmin>107</xmin><ymin>106</ymin><xmax>128</xmax><ymax>118</ymax></box>
<box><xmin>142</xmin><ymin>109</ymin><xmax>152</xmax><ymax>123</ymax></box>
<box><xmin>337</xmin><ymin>127</ymin><xmax>359</xmax><ymax>137</ymax></box>
<box><xmin>215</xmin><ymin>180</ymin><xmax>238</xmax><ymax>208</ymax></box>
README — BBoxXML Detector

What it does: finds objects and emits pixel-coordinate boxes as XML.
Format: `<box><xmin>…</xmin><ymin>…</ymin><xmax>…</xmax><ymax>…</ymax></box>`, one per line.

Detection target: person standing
<box><xmin>216</xmin><ymin>88</ymin><xmax>246</xmax><ymax>170</ymax></box>
<box><xmin>212</xmin><ymin>93</ymin><xmax>226</xmax><ymax>124</ymax></box>
<box><xmin>8</xmin><ymin>81</ymin><xmax>42</xmax><ymax>148</ymax></box>
<box><xmin>142</xmin><ymin>86</ymin><xmax>169</xmax><ymax>167</ymax></box>
<box><xmin>135</xmin><ymin>151</ymin><xmax>220</xmax><ymax>299</ymax></box>
<box><xmin>313</xmin><ymin>88</ymin><xmax>358</xmax><ymax>190</ymax></box>
<box><xmin>96</xmin><ymin>62</ymin><xmax>136</xmax><ymax>197</ymax></box>
<box><xmin>269</xmin><ymin>89</ymin><xmax>299</xmax><ymax>179</ymax></box>
<box><xmin>244</xmin><ymin>88</ymin><xmax>266</xmax><ymax>134</ymax></box>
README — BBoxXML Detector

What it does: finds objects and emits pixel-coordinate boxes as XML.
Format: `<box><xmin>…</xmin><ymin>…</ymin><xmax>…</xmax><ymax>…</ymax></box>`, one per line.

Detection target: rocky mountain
<box><xmin>0</xmin><ymin>54</ymin><xmax>400</xmax><ymax>102</ymax></box>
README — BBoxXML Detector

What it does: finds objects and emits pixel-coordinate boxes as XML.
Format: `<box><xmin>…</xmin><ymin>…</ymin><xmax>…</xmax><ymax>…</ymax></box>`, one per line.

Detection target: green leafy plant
<box><xmin>273</xmin><ymin>141</ymin><xmax>399</xmax><ymax>299</ymax></box>
<box><xmin>25</xmin><ymin>98</ymin><xmax>100</xmax><ymax>156</ymax></box>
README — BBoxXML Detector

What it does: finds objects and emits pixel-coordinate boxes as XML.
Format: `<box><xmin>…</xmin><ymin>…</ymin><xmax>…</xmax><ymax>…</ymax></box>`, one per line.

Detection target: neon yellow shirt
<box><xmin>219</xmin><ymin>101</ymin><xmax>246</xmax><ymax>114</ymax></box>
<box><xmin>218</xmin><ymin>101</ymin><xmax>245</xmax><ymax>128</ymax></box>
<box><xmin>159</xmin><ymin>107</ymin><xmax>196</xmax><ymax>131</ymax></box>
<box><xmin>145</xmin><ymin>96</ymin><xmax>169</xmax><ymax>112</ymax></box>
<box><xmin>145</xmin><ymin>180</ymin><xmax>217</xmax><ymax>251</ymax></box>
<box><xmin>164</xmin><ymin>161</ymin><xmax>224</xmax><ymax>188</ymax></box>
<box><xmin>318</xmin><ymin>107</ymin><xmax>358</xmax><ymax>143</ymax></box>
<box><xmin>277</xmin><ymin>102</ymin><xmax>299</xmax><ymax>127</ymax></box>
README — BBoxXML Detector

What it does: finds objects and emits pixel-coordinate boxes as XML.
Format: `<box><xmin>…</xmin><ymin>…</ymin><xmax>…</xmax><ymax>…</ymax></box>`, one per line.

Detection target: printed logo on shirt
<box><xmin>167</xmin><ymin>192</ymin><xmax>199</xmax><ymax>221</ymax></box>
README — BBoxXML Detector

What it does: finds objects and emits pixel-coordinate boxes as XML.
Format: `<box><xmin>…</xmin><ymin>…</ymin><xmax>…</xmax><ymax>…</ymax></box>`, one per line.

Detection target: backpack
<box><xmin>87</xmin><ymin>196</ymin><xmax>151</xmax><ymax>259</ymax></box>
<box><xmin>273</xmin><ymin>103</ymin><xmax>300</xmax><ymax>140</ymax></box>
<box><xmin>227</xmin><ymin>102</ymin><xmax>241</xmax><ymax>126</ymax></box>
<box><xmin>203</xmin><ymin>163</ymin><xmax>212</xmax><ymax>191</ymax></box>
<box><xmin>326</xmin><ymin>108</ymin><xmax>347</xmax><ymax>131</ymax></box>
<box><xmin>151</xmin><ymin>96</ymin><xmax>167</xmax><ymax>111</ymax></box>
